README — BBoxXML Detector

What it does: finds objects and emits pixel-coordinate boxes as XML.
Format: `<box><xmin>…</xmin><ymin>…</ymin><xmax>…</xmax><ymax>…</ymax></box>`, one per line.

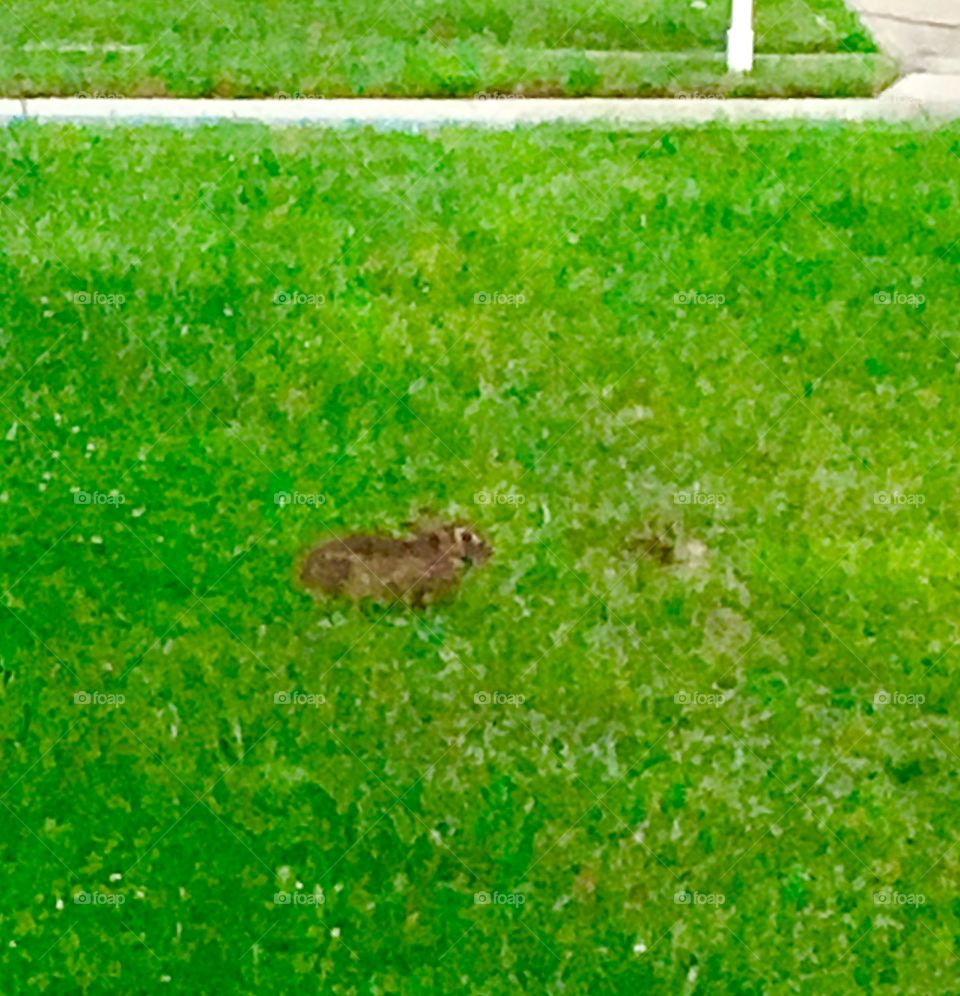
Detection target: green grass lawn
<box><xmin>3</xmin><ymin>0</ymin><xmax>893</xmax><ymax>98</ymax></box>
<box><xmin>2</xmin><ymin>119</ymin><xmax>959</xmax><ymax>992</ymax></box>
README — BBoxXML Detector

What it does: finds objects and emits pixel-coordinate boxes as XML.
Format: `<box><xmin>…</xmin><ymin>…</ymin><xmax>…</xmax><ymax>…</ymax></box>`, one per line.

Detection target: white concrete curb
<box><xmin>2</xmin><ymin>81</ymin><xmax>959</xmax><ymax>129</ymax></box>
<box><xmin>0</xmin><ymin>100</ymin><xmax>23</xmax><ymax>122</ymax></box>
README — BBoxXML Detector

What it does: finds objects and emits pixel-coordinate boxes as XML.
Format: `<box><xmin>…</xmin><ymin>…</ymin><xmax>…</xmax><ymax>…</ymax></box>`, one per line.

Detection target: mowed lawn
<box><xmin>3</xmin><ymin>0</ymin><xmax>890</xmax><ymax>97</ymax></box>
<box><xmin>2</xmin><ymin>121</ymin><xmax>960</xmax><ymax>992</ymax></box>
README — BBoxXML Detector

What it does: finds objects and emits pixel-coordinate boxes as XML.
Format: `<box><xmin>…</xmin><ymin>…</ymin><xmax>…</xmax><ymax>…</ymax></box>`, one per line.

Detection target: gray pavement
<box><xmin>848</xmin><ymin>0</ymin><xmax>960</xmax><ymax>73</ymax></box>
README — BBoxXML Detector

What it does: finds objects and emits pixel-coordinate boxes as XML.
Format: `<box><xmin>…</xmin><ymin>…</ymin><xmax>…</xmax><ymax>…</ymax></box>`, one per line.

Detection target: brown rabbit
<box><xmin>299</xmin><ymin>524</ymin><xmax>490</xmax><ymax>605</ymax></box>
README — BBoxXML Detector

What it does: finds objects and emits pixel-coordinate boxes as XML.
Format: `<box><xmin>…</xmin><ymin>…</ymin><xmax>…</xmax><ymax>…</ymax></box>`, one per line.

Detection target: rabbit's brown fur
<box><xmin>300</xmin><ymin>524</ymin><xmax>490</xmax><ymax>605</ymax></box>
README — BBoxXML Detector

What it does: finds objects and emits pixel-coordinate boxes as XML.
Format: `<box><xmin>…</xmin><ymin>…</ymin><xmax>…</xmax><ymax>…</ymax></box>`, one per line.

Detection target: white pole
<box><xmin>727</xmin><ymin>0</ymin><xmax>754</xmax><ymax>73</ymax></box>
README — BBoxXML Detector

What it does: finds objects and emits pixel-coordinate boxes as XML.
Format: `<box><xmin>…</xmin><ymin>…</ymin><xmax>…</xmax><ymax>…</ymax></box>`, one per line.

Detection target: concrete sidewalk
<box><xmin>849</xmin><ymin>0</ymin><xmax>960</xmax><ymax>74</ymax></box>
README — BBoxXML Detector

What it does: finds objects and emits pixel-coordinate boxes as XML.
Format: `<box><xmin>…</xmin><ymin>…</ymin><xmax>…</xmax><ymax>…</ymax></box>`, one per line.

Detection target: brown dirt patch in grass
<box><xmin>632</xmin><ymin>524</ymin><xmax>710</xmax><ymax>572</ymax></box>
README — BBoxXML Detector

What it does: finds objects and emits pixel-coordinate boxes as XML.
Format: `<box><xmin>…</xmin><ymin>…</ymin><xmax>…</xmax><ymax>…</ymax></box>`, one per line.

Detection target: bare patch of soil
<box><xmin>299</xmin><ymin>524</ymin><xmax>491</xmax><ymax>606</ymax></box>
<box><xmin>636</xmin><ymin>528</ymin><xmax>677</xmax><ymax>565</ymax></box>
<box><xmin>632</xmin><ymin>524</ymin><xmax>710</xmax><ymax>571</ymax></box>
